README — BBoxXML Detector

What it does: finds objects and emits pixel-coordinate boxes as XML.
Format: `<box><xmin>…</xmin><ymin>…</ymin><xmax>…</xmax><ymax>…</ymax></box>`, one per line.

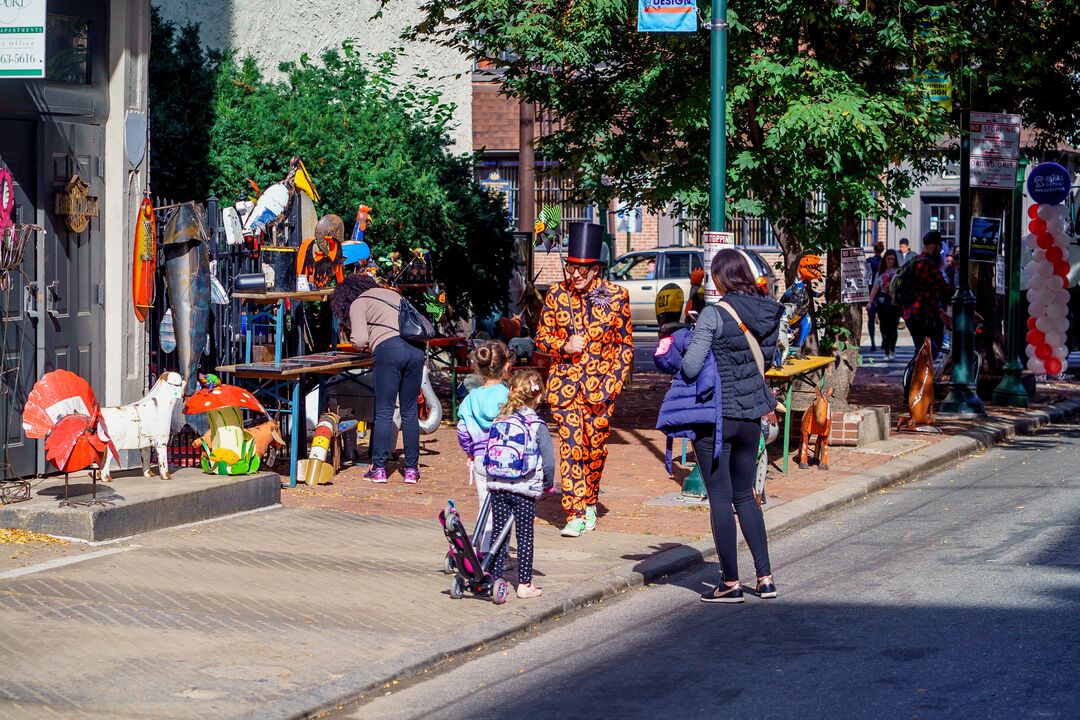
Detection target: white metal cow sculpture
<box><xmin>100</xmin><ymin>372</ymin><xmax>184</xmax><ymax>481</ymax></box>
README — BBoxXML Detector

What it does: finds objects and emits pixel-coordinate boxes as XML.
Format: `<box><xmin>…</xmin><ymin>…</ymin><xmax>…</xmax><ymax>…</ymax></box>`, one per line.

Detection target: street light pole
<box><xmin>710</xmin><ymin>0</ymin><xmax>728</xmax><ymax>233</ymax></box>
<box><xmin>992</xmin><ymin>157</ymin><xmax>1030</xmax><ymax>407</ymax></box>
<box><xmin>941</xmin><ymin>73</ymin><xmax>986</xmax><ymax>416</ymax></box>
<box><xmin>681</xmin><ymin>0</ymin><xmax>729</xmax><ymax>501</ymax></box>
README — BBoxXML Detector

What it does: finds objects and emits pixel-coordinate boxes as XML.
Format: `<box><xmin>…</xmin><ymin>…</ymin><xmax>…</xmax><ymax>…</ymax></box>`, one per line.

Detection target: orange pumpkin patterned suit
<box><xmin>535</xmin><ymin>276</ymin><xmax>634</xmax><ymax>521</ymax></box>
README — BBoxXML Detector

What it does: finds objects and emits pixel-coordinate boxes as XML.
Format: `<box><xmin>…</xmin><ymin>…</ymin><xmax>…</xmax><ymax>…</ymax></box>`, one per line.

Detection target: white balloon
<box><xmin>1054</xmin><ymin>232</ymin><xmax>1071</xmax><ymax>250</ymax></box>
<box><xmin>1036</xmin><ymin>315</ymin><xmax>1057</xmax><ymax>333</ymax></box>
<box><xmin>1053</xmin><ymin>344</ymin><xmax>1069</xmax><ymax>361</ymax></box>
<box><xmin>1047</xmin><ymin>220</ymin><xmax>1066</xmax><ymax>237</ymax></box>
<box><xmin>1047</xmin><ymin>304</ymin><xmax>1068</xmax><ymax>319</ymax></box>
<box><xmin>1037</xmin><ymin>203</ymin><xmax>1054</xmax><ymax>220</ymax></box>
<box><xmin>1025</xmin><ymin>344</ymin><xmax>1038</xmax><ymax>362</ymax></box>
<box><xmin>1045</xmin><ymin>330</ymin><xmax>1066</xmax><ymax>347</ymax></box>
<box><xmin>1049</xmin><ymin>205</ymin><xmax>1070</xmax><ymax>222</ymax></box>
<box><xmin>1025</xmin><ymin>233</ymin><xmax>1039</xmax><ymax>251</ymax></box>
<box><xmin>1028</xmin><ymin>356</ymin><xmax>1046</xmax><ymax>374</ymax></box>
<box><xmin>1060</xmin><ymin>358</ymin><xmax>1070</xmax><ymax>375</ymax></box>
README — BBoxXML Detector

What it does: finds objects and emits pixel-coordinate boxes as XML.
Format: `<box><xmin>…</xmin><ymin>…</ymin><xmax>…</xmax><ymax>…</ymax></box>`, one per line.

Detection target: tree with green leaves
<box><xmin>408</xmin><ymin>0</ymin><xmax>1080</xmax><ymax>392</ymax></box>
<box><xmin>150</xmin><ymin>32</ymin><xmax>514</xmax><ymax>320</ymax></box>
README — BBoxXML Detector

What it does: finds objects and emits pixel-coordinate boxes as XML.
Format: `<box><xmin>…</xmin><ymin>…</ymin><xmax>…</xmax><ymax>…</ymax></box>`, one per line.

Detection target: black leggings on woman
<box><xmin>877</xmin><ymin>304</ymin><xmax>901</xmax><ymax>356</ymax></box>
<box><xmin>692</xmin><ymin>419</ymin><xmax>771</xmax><ymax>581</ymax></box>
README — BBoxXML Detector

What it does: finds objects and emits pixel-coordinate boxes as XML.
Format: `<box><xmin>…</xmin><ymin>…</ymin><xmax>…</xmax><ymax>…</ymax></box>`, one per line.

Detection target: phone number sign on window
<box><xmin>0</xmin><ymin>0</ymin><xmax>46</xmax><ymax>78</ymax></box>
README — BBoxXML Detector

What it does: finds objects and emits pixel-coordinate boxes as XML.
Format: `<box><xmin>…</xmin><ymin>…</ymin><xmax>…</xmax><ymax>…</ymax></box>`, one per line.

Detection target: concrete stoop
<box><xmin>0</xmin><ymin>468</ymin><xmax>280</xmax><ymax>542</ymax></box>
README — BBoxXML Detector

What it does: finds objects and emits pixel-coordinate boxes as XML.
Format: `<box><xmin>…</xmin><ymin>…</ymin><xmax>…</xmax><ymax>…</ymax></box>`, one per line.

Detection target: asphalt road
<box><xmin>338</xmin><ymin>423</ymin><xmax>1080</xmax><ymax>720</ymax></box>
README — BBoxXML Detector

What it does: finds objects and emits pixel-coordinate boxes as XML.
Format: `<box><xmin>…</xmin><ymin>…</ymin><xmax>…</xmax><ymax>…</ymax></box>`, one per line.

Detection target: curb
<box><xmin>275</xmin><ymin>396</ymin><xmax>1080</xmax><ymax>720</ymax></box>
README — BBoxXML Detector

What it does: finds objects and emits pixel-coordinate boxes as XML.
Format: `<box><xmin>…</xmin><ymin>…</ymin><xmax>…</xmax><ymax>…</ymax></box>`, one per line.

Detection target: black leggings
<box><xmin>693</xmin><ymin>419</ymin><xmax>771</xmax><ymax>581</ymax></box>
<box><xmin>490</xmin><ymin>490</ymin><xmax>537</xmax><ymax>584</ymax></box>
<box><xmin>877</xmin><ymin>304</ymin><xmax>900</xmax><ymax>355</ymax></box>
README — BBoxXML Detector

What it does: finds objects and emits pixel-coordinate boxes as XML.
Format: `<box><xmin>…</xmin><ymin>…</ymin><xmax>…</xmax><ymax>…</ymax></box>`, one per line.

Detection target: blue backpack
<box><xmin>484</xmin><ymin>412</ymin><xmax>541</xmax><ymax>480</ymax></box>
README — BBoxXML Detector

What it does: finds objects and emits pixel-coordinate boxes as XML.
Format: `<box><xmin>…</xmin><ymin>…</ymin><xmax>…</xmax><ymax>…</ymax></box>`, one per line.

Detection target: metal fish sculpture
<box><xmin>162</xmin><ymin>202</ymin><xmax>211</xmax><ymax>396</ymax></box>
<box><xmin>899</xmin><ymin>338</ymin><xmax>941</xmax><ymax>433</ymax></box>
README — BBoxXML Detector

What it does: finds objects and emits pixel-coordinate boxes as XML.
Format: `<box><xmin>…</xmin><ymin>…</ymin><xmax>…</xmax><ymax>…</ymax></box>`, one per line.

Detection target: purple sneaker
<box><xmin>364</xmin><ymin>466</ymin><xmax>388</xmax><ymax>483</ymax></box>
<box><xmin>403</xmin><ymin>467</ymin><xmax>420</xmax><ymax>484</ymax></box>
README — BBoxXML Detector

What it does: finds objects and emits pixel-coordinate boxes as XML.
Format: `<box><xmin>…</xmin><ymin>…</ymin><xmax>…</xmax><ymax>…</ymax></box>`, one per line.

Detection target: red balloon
<box><xmin>1054</xmin><ymin>260</ymin><xmax>1070</xmax><ymax>278</ymax></box>
<box><xmin>1036</xmin><ymin>343</ymin><xmax>1054</xmax><ymax>361</ymax></box>
<box><xmin>1028</xmin><ymin>204</ymin><xmax>1041</xmax><ymax>219</ymax></box>
<box><xmin>1037</xmin><ymin>234</ymin><xmax>1054</xmax><ymax>250</ymax></box>
<box><xmin>1030</xmin><ymin>218</ymin><xmax>1048</xmax><ymax>235</ymax></box>
<box><xmin>1046</xmin><ymin>357</ymin><xmax>1063</xmax><ymax>375</ymax></box>
<box><xmin>1028</xmin><ymin>316</ymin><xmax>1038</xmax><ymax>331</ymax></box>
<box><xmin>1046</xmin><ymin>246</ymin><xmax>1065</xmax><ymax>264</ymax></box>
<box><xmin>1027</xmin><ymin>330</ymin><xmax>1046</xmax><ymax>346</ymax></box>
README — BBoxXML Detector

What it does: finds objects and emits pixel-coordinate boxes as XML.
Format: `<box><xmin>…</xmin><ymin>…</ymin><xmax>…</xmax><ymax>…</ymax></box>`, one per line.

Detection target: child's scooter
<box><xmin>439</xmin><ymin>496</ymin><xmax>514</xmax><ymax>605</ymax></box>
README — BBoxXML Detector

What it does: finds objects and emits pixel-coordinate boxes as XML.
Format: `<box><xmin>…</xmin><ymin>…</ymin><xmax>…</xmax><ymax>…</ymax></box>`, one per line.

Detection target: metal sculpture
<box><xmin>898</xmin><ymin>338</ymin><xmax>940</xmax><ymax>432</ymax></box>
<box><xmin>99</xmin><ymin>372</ymin><xmax>184</xmax><ymax>481</ymax></box>
<box><xmin>798</xmin><ymin>386</ymin><xmax>833</xmax><ymax>470</ymax></box>
<box><xmin>132</xmin><ymin>197</ymin><xmax>156</xmax><ymax>322</ymax></box>
<box><xmin>22</xmin><ymin>369</ymin><xmax>120</xmax><ymax>504</ymax></box>
<box><xmin>779</xmin><ymin>253</ymin><xmax>822</xmax><ymax>360</ymax></box>
<box><xmin>162</xmin><ymin>202</ymin><xmax>211</xmax><ymax>396</ymax></box>
<box><xmin>185</xmin><ymin>381</ymin><xmax>268</xmax><ymax>475</ymax></box>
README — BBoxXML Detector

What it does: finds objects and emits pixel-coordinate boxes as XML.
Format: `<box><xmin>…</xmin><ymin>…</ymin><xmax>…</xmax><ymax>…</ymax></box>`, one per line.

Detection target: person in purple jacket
<box><xmin>456</xmin><ymin>341</ymin><xmax>514</xmax><ymax>552</ymax></box>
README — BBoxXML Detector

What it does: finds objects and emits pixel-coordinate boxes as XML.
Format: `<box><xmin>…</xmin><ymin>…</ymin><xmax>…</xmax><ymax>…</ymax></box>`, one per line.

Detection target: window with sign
<box><xmin>925</xmin><ymin>203</ymin><xmax>959</xmax><ymax>250</ymax></box>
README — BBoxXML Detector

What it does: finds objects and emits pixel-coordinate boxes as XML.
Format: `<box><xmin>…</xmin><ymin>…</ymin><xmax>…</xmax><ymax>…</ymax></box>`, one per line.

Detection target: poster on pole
<box><xmin>995</xmin><ymin>254</ymin><xmax>1006</xmax><ymax>295</ymax></box>
<box><xmin>702</xmin><ymin>231</ymin><xmax>734</xmax><ymax>304</ymax></box>
<box><xmin>637</xmin><ymin>0</ymin><xmax>698</xmax><ymax>32</ymax></box>
<box><xmin>840</xmin><ymin>247</ymin><xmax>869</xmax><ymax>304</ymax></box>
<box><xmin>0</xmin><ymin>0</ymin><xmax>46</xmax><ymax>79</ymax></box>
<box><xmin>970</xmin><ymin>216</ymin><xmax>1003</xmax><ymax>264</ymax></box>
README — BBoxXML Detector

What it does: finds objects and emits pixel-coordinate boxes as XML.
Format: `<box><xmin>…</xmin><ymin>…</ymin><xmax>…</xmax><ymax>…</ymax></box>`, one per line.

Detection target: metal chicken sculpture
<box><xmin>22</xmin><ymin>370</ymin><xmax>120</xmax><ymax>504</ymax></box>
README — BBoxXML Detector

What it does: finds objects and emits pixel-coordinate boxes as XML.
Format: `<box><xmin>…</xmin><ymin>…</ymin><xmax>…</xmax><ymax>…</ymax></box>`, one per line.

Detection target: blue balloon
<box><xmin>1027</xmin><ymin>162</ymin><xmax>1071</xmax><ymax>206</ymax></box>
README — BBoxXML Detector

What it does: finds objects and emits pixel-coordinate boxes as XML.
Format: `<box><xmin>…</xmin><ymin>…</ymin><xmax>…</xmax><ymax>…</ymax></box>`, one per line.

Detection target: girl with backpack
<box><xmin>868</xmin><ymin>250</ymin><xmax>901</xmax><ymax>360</ymax></box>
<box><xmin>456</xmin><ymin>341</ymin><xmax>515</xmax><ymax>551</ymax></box>
<box><xmin>483</xmin><ymin>370</ymin><xmax>556</xmax><ymax>599</ymax></box>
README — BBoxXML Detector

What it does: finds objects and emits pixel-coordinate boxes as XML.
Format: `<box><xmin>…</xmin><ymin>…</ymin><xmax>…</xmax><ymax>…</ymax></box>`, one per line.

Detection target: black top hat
<box><xmin>566</xmin><ymin>222</ymin><xmax>605</xmax><ymax>264</ymax></box>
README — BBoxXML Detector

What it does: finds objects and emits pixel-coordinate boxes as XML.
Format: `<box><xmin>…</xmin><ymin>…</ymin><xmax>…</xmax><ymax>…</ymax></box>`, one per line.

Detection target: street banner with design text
<box><xmin>638</xmin><ymin>0</ymin><xmax>697</xmax><ymax>33</ymax></box>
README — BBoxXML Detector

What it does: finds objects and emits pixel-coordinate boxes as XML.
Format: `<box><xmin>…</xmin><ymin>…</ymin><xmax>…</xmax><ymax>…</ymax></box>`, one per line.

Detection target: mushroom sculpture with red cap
<box><xmin>184</xmin><ymin>379</ymin><xmax>268</xmax><ymax>475</ymax></box>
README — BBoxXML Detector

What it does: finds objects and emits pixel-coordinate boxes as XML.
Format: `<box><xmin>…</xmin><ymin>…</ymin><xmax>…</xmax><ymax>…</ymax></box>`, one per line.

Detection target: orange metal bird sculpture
<box><xmin>22</xmin><ymin>369</ymin><xmax>120</xmax><ymax>504</ymax></box>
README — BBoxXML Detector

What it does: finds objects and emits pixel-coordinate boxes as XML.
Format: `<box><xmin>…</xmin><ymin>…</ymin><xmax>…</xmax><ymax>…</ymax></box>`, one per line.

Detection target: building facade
<box><xmin>0</xmin><ymin>0</ymin><xmax>150</xmax><ymax>478</ymax></box>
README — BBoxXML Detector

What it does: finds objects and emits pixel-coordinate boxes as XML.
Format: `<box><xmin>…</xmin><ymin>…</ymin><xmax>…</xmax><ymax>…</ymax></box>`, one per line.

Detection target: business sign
<box><xmin>479</xmin><ymin>172</ymin><xmax>512</xmax><ymax>218</ymax></box>
<box><xmin>702</xmin><ymin>231</ymin><xmax>734</xmax><ymax>304</ymax></box>
<box><xmin>615</xmin><ymin>206</ymin><xmax>643</xmax><ymax>233</ymax></box>
<box><xmin>969</xmin><ymin>112</ymin><xmax>1022</xmax><ymax>159</ymax></box>
<box><xmin>638</xmin><ymin>0</ymin><xmax>697</xmax><ymax>33</ymax></box>
<box><xmin>969</xmin><ymin>216</ymin><xmax>1002</xmax><ymax>264</ymax></box>
<box><xmin>919</xmin><ymin>71</ymin><xmax>953</xmax><ymax>112</ymax></box>
<box><xmin>840</xmin><ymin>247</ymin><xmax>869</xmax><ymax>304</ymax></box>
<box><xmin>970</xmin><ymin>156</ymin><xmax>1017</xmax><ymax>190</ymax></box>
<box><xmin>0</xmin><ymin>0</ymin><xmax>46</xmax><ymax>79</ymax></box>
<box><xmin>1027</xmin><ymin>162</ymin><xmax>1072</xmax><ymax>206</ymax></box>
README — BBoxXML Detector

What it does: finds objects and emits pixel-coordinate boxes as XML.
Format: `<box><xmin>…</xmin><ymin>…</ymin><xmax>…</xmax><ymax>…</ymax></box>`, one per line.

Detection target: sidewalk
<box><xmin>2</xmin><ymin>363</ymin><xmax>1079</xmax><ymax>719</ymax></box>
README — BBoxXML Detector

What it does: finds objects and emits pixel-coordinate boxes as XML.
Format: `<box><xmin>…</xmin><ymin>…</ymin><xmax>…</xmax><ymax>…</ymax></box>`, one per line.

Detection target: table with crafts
<box><xmin>765</xmin><ymin>355</ymin><xmax>835</xmax><ymax>474</ymax></box>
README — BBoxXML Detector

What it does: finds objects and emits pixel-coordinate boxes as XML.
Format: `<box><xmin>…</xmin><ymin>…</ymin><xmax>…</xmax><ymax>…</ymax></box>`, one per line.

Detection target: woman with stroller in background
<box><xmin>680</xmin><ymin>249</ymin><xmax>784</xmax><ymax>603</ymax></box>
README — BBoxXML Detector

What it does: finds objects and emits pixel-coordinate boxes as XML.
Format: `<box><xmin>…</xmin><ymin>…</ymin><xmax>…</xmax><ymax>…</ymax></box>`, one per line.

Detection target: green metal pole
<box><xmin>709</xmin><ymin>0</ymin><xmax>728</xmax><ymax>233</ymax></box>
<box><xmin>992</xmin><ymin>157</ymin><xmax>1030</xmax><ymax>407</ymax></box>
<box><xmin>682</xmin><ymin>0</ymin><xmax>728</xmax><ymax>500</ymax></box>
<box><xmin>940</xmin><ymin>73</ymin><xmax>986</xmax><ymax>416</ymax></box>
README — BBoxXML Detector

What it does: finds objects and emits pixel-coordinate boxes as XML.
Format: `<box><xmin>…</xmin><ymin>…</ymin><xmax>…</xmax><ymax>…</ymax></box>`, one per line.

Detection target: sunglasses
<box><xmin>564</xmin><ymin>263</ymin><xmax>598</xmax><ymax>277</ymax></box>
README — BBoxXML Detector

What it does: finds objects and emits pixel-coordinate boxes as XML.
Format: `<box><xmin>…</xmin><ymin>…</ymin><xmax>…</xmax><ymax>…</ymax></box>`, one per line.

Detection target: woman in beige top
<box><xmin>331</xmin><ymin>272</ymin><xmax>425</xmax><ymax>483</ymax></box>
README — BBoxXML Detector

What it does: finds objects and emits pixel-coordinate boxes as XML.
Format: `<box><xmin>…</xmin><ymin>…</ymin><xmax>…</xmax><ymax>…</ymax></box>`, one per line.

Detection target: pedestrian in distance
<box><xmin>332</xmin><ymin>272</ymin><xmax>425</xmax><ymax>483</ymax></box>
<box><xmin>456</xmin><ymin>341</ymin><xmax>515</xmax><ymax>552</ymax></box>
<box><xmin>483</xmin><ymin>370</ymin><xmax>556</xmax><ymax>599</ymax></box>
<box><xmin>680</xmin><ymin>248</ymin><xmax>784</xmax><ymax>603</ymax></box>
<box><xmin>897</xmin><ymin>238</ymin><xmax>915</xmax><ymax>266</ymax></box>
<box><xmin>866</xmin><ymin>240</ymin><xmax>885</xmax><ymax>352</ymax></box>
<box><xmin>897</xmin><ymin>231</ymin><xmax>953</xmax><ymax>358</ymax></box>
<box><xmin>868</xmin><ymin>249</ymin><xmax>902</xmax><ymax>360</ymax></box>
<box><xmin>535</xmin><ymin>222</ymin><xmax>634</xmax><ymax>538</ymax></box>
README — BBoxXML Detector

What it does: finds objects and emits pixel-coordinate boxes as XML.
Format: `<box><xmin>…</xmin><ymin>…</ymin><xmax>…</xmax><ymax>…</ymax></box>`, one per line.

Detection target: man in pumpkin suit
<box><xmin>536</xmin><ymin>222</ymin><xmax>634</xmax><ymax>537</ymax></box>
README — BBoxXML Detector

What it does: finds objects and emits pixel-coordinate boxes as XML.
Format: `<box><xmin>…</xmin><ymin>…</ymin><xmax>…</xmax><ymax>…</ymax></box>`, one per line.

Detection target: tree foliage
<box><xmin>407</xmin><ymin>0</ymin><xmax>1080</xmax><ymax>339</ymax></box>
<box><xmin>148</xmin><ymin>7</ymin><xmax>219</xmax><ymax>201</ymax></box>
<box><xmin>150</xmin><ymin>30</ymin><xmax>514</xmax><ymax>319</ymax></box>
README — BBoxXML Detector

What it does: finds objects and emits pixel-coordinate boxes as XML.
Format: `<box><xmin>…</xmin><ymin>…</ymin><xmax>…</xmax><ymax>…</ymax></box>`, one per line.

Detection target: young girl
<box><xmin>456</xmin><ymin>341</ymin><xmax>515</xmax><ymax>551</ymax></box>
<box><xmin>484</xmin><ymin>370</ymin><xmax>555</xmax><ymax>599</ymax></box>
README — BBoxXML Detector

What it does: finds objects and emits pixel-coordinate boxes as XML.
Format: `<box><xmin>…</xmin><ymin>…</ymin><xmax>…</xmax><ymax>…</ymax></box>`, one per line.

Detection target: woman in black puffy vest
<box><xmin>681</xmin><ymin>248</ymin><xmax>784</xmax><ymax>603</ymax></box>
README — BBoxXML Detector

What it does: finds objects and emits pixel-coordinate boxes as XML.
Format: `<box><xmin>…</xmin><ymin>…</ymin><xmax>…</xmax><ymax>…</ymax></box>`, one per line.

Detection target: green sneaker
<box><xmin>584</xmin><ymin>505</ymin><xmax>597</xmax><ymax>532</ymax></box>
<box><xmin>561</xmin><ymin>518</ymin><xmax>587</xmax><ymax>537</ymax></box>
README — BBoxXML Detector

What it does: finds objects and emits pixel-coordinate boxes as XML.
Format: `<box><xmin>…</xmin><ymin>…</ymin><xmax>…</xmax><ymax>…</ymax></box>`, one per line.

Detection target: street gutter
<box><xmin>259</xmin><ymin>396</ymin><xmax>1080</xmax><ymax>720</ymax></box>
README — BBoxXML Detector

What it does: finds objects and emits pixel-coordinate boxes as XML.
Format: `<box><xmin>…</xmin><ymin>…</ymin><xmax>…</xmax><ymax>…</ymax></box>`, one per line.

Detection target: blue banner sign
<box><xmin>638</xmin><ymin>0</ymin><xmax>697</xmax><ymax>33</ymax></box>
